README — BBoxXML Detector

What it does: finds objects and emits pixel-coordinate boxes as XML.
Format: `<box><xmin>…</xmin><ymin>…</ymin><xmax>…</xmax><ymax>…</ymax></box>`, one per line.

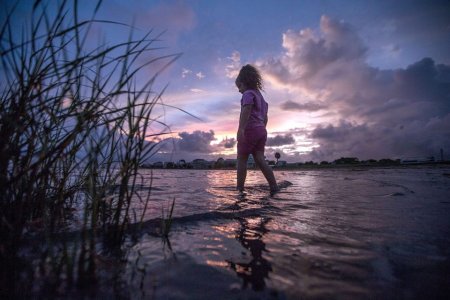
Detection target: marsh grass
<box><xmin>160</xmin><ymin>197</ymin><xmax>176</xmax><ymax>238</ymax></box>
<box><xmin>0</xmin><ymin>0</ymin><xmax>181</xmax><ymax>296</ymax></box>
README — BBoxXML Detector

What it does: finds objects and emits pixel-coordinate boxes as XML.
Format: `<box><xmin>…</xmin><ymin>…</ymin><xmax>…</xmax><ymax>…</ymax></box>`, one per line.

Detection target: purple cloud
<box><xmin>218</xmin><ymin>137</ymin><xmax>236</xmax><ymax>149</ymax></box>
<box><xmin>261</xmin><ymin>16</ymin><xmax>367</xmax><ymax>84</ymax></box>
<box><xmin>309</xmin><ymin>117</ymin><xmax>450</xmax><ymax>161</ymax></box>
<box><xmin>266</xmin><ymin>134</ymin><xmax>295</xmax><ymax>146</ymax></box>
<box><xmin>178</xmin><ymin>130</ymin><xmax>216</xmax><ymax>152</ymax></box>
<box><xmin>280</xmin><ymin>100</ymin><xmax>325</xmax><ymax>112</ymax></box>
<box><xmin>258</xmin><ymin>15</ymin><xmax>450</xmax><ymax>161</ymax></box>
<box><xmin>157</xmin><ymin>130</ymin><xmax>238</xmax><ymax>155</ymax></box>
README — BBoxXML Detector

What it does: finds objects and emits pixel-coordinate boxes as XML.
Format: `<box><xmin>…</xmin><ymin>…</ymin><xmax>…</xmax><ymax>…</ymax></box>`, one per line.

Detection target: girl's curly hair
<box><xmin>236</xmin><ymin>64</ymin><xmax>263</xmax><ymax>90</ymax></box>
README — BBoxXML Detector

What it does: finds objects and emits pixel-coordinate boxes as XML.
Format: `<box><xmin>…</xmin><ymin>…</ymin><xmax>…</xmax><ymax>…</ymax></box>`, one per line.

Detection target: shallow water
<box><xmin>123</xmin><ymin>167</ymin><xmax>450</xmax><ymax>299</ymax></box>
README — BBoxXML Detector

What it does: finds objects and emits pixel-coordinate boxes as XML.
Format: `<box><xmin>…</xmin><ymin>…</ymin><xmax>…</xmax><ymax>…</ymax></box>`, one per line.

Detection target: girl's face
<box><xmin>235</xmin><ymin>80</ymin><xmax>246</xmax><ymax>94</ymax></box>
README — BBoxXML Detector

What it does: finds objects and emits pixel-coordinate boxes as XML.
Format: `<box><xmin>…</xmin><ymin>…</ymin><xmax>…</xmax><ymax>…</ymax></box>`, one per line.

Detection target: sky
<box><xmin>5</xmin><ymin>0</ymin><xmax>450</xmax><ymax>163</ymax></box>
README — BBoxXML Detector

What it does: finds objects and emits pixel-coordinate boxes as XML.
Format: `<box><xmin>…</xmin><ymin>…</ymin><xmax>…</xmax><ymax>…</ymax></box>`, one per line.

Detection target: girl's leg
<box><xmin>253</xmin><ymin>151</ymin><xmax>278</xmax><ymax>191</ymax></box>
<box><xmin>237</xmin><ymin>153</ymin><xmax>249</xmax><ymax>191</ymax></box>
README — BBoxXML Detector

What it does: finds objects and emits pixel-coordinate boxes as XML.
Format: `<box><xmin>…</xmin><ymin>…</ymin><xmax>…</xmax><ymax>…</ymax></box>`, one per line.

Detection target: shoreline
<box><xmin>141</xmin><ymin>161</ymin><xmax>450</xmax><ymax>171</ymax></box>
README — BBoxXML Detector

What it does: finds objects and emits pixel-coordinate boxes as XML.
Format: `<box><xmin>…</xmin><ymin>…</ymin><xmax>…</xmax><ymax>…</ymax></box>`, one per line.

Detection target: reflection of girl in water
<box><xmin>235</xmin><ymin>65</ymin><xmax>278</xmax><ymax>194</ymax></box>
<box><xmin>228</xmin><ymin>217</ymin><xmax>272</xmax><ymax>291</ymax></box>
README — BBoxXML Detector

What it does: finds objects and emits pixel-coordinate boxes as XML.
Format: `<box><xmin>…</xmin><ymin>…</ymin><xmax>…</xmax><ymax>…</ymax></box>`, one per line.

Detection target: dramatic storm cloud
<box><xmin>260</xmin><ymin>15</ymin><xmax>450</xmax><ymax>161</ymax></box>
<box><xmin>158</xmin><ymin>130</ymin><xmax>236</xmax><ymax>154</ymax></box>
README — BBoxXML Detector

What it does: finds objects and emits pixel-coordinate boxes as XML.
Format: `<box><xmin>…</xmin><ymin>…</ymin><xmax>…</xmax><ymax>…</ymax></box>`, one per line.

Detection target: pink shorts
<box><xmin>237</xmin><ymin>126</ymin><xmax>267</xmax><ymax>156</ymax></box>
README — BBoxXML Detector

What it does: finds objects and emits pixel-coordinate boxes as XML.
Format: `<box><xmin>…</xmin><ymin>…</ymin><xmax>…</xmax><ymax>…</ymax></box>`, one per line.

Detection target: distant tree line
<box><xmin>141</xmin><ymin>155</ymin><xmax>448</xmax><ymax>170</ymax></box>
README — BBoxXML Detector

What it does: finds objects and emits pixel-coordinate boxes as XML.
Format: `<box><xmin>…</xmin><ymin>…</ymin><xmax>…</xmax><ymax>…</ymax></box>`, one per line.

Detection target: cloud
<box><xmin>266</xmin><ymin>134</ymin><xmax>295</xmax><ymax>146</ymax></box>
<box><xmin>257</xmin><ymin>15</ymin><xmax>450</xmax><ymax>161</ymax></box>
<box><xmin>158</xmin><ymin>130</ymin><xmax>238</xmax><ymax>156</ymax></box>
<box><xmin>190</xmin><ymin>88</ymin><xmax>204</xmax><ymax>93</ymax></box>
<box><xmin>309</xmin><ymin>117</ymin><xmax>450</xmax><ymax>161</ymax></box>
<box><xmin>196</xmin><ymin>72</ymin><xmax>205</xmax><ymax>79</ymax></box>
<box><xmin>225</xmin><ymin>51</ymin><xmax>241</xmax><ymax>79</ymax></box>
<box><xmin>280</xmin><ymin>100</ymin><xmax>325</xmax><ymax>112</ymax></box>
<box><xmin>157</xmin><ymin>14</ymin><xmax>449</xmax><ymax>162</ymax></box>
<box><xmin>181</xmin><ymin>68</ymin><xmax>205</xmax><ymax>80</ymax></box>
<box><xmin>182</xmin><ymin>68</ymin><xmax>192</xmax><ymax>78</ymax></box>
<box><xmin>217</xmin><ymin>137</ymin><xmax>236</xmax><ymax>149</ymax></box>
<box><xmin>382</xmin><ymin>44</ymin><xmax>401</xmax><ymax>57</ymax></box>
<box><xmin>177</xmin><ymin>130</ymin><xmax>216</xmax><ymax>152</ymax></box>
<box><xmin>261</xmin><ymin>16</ymin><xmax>367</xmax><ymax>84</ymax></box>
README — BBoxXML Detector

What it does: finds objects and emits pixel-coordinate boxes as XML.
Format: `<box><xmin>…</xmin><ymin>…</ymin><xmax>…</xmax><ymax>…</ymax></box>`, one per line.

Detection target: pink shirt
<box><xmin>241</xmin><ymin>89</ymin><xmax>268</xmax><ymax>129</ymax></box>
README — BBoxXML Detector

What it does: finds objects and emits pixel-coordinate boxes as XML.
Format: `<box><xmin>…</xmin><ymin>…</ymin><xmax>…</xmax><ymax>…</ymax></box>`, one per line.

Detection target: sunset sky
<box><xmin>6</xmin><ymin>0</ymin><xmax>450</xmax><ymax>163</ymax></box>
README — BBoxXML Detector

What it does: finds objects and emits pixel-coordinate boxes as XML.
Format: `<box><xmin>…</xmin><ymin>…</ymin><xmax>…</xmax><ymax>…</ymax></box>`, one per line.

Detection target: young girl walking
<box><xmin>235</xmin><ymin>64</ymin><xmax>279</xmax><ymax>194</ymax></box>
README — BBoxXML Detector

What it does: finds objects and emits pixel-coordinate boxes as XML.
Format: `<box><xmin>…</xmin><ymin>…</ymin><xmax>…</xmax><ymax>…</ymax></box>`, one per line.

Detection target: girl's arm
<box><xmin>237</xmin><ymin>104</ymin><xmax>253</xmax><ymax>140</ymax></box>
